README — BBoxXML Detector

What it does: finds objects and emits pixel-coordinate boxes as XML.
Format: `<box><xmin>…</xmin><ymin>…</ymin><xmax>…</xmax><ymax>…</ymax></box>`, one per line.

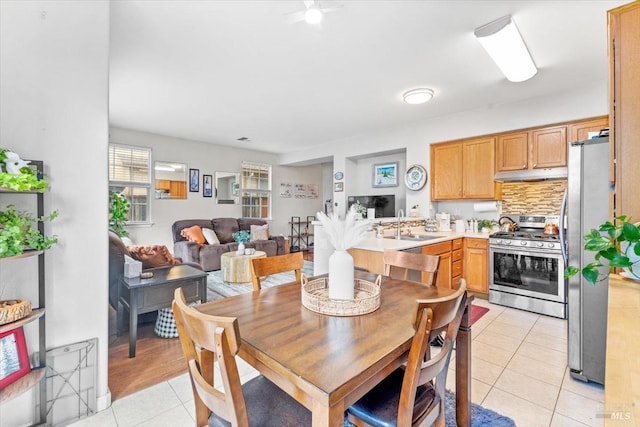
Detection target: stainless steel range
<box><xmin>488</xmin><ymin>214</ymin><xmax>566</xmax><ymax>318</ymax></box>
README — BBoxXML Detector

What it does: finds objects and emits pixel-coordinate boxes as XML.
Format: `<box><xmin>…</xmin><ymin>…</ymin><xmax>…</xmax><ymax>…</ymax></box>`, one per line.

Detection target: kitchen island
<box><xmin>313</xmin><ymin>220</ymin><xmax>490</xmax><ymax>293</ymax></box>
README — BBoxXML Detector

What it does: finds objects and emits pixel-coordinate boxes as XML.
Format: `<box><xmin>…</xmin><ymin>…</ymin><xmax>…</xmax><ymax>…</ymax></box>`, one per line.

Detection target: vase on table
<box><xmin>236</xmin><ymin>242</ymin><xmax>245</xmax><ymax>256</ymax></box>
<box><xmin>328</xmin><ymin>250</ymin><xmax>355</xmax><ymax>300</ymax></box>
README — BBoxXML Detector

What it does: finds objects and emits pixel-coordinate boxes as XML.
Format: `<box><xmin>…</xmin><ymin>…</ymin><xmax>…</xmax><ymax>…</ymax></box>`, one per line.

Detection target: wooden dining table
<box><xmin>196</xmin><ymin>272</ymin><xmax>473</xmax><ymax>427</ymax></box>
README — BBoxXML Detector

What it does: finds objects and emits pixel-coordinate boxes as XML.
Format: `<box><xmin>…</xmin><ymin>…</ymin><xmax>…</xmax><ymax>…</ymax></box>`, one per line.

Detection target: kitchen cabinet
<box><xmin>431</xmin><ymin>137</ymin><xmax>499</xmax><ymax>200</ymax></box>
<box><xmin>169</xmin><ymin>180</ymin><xmax>186</xmax><ymax>199</ymax></box>
<box><xmin>530</xmin><ymin>125</ymin><xmax>567</xmax><ymax>169</ymax></box>
<box><xmin>431</xmin><ymin>142</ymin><xmax>462</xmax><ymax>200</ymax></box>
<box><xmin>568</xmin><ymin>116</ymin><xmax>608</xmax><ymax>142</ymax></box>
<box><xmin>155</xmin><ymin>179</ymin><xmax>170</xmax><ymax>190</ymax></box>
<box><xmin>609</xmin><ymin>3</ymin><xmax>640</xmax><ymax>221</ymax></box>
<box><xmin>451</xmin><ymin>238</ymin><xmax>463</xmax><ymax>288</ymax></box>
<box><xmin>496</xmin><ymin>125</ymin><xmax>567</xmax><ymax>171</ymax></box>
<box><xmin>463</xmin><ymin>238</ymin><xmax>488</xmax><ymax>294</ymax></box>
<box><xmin>496</xmin><ymin>132</ymin><xmax>529</xmax><ymax>172</ymax></box>
<box><xmin>349</xmin><ymin>248</ymin><xmax>384</xmax><ymax>275</ymax></box>
<box><xmin>422</xmin><ymin>240</ymin><xmax>452</xmax><ymax>289</ymax></box>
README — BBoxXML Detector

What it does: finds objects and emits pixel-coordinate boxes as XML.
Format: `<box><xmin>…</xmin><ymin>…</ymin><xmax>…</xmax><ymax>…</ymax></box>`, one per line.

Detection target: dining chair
<box><xmin>172</xmin><ymin>288</ymin><xmax>311</xmax><ymax>427</ymax></box>
<box><xmin>249</xmin><ymin>251</ymin><xmax>304</xmax><ymax>291</ymax></box>
<box><xmin>346</xmin><ymin>282</ymin><xmax>468</xmax><ymax>427</ymax></box>
<box><xmin>382</xmin><ymin>249</ymin><xmax>440</xmax><ymax>287</ymax></box>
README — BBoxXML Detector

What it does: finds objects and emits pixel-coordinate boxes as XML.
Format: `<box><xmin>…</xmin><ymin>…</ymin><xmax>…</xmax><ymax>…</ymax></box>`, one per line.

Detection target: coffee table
<box><xmin>117</xmin><ymin>264</ymin><xmax>207</xmax><ymax>357</ymax></box>
<box><xmin>220</xmin><ymin>250</ymin><xmax>267</xmax><ymax>283</ymax></box>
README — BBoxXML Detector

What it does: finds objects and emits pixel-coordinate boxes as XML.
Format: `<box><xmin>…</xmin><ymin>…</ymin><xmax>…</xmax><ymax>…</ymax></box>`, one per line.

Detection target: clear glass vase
<box><xmin>236</xmin><ymin>242</ymin><xmax>245</xmax><ymax>256</ymax></box>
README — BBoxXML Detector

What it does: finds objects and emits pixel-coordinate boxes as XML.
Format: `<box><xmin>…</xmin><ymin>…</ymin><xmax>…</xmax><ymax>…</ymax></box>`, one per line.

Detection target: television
<box><xmin>347</xmin><ymin>194</ymin><xmax>395</xmax><ymax>218</ymax></box>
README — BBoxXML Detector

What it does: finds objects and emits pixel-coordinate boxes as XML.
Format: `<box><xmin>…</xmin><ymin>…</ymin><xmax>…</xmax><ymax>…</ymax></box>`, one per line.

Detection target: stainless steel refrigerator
<box><xmin>564</xmin><ymin>136</ymin><xmax>611</xmax><ymax>384</ymax></box>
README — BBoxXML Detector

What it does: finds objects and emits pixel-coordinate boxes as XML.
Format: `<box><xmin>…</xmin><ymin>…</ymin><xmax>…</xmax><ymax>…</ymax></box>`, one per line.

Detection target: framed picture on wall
<box><xmin>203</xmin><ymin>174</ymin><xmax>212</xmax><ymax>197</ymax></box>
<box><xmin>0</xmin><ymin>327</ymin><xmax>31</xmax><ymax>389</ymax></box>
<box><xmin>372</xmin><ymin>162</ymin><xmax>399</xmax><ymax>188</ymax></box>
<box><xmin>189</xmin><ymin>168</ymin><xmax>199</xmax><ymax>192</ymax></box>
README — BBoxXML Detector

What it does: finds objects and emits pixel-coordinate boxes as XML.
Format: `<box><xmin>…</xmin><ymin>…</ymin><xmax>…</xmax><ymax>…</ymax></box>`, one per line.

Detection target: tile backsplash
<box><xmin>501</xmin><ymin>181</ymin><xmax>567</xmax><ymax>215</ymax></box>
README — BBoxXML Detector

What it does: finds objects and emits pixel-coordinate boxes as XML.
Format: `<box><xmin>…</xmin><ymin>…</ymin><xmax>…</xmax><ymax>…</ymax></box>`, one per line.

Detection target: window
<box><xmin>109</xmin><ymin>144</ymin><xmax>151</xmax><ymax>224</ymax></box>
<box><xmin>241</xmin><ymin>162</ymin><xmax>271</xmax><ymax>219</ymax></box>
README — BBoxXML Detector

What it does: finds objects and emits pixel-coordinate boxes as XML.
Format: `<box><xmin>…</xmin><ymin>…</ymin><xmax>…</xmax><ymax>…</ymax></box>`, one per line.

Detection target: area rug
<box><xmin>470</xmin><ymin>304</ymin><xmax>490</xmax><ymax>325</ymax></box>
<box><xmin>344</xmin><ymin>390</ymin><xmax>516</xmax><ymax>426</ymax></box>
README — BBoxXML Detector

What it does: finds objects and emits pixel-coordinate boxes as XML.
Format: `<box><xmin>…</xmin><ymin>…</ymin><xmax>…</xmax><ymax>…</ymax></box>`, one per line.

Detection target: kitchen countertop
<box><xmin>353</xmin><ymin>230</ymin><xmax>490</xmax><ymax>252</ymax></box>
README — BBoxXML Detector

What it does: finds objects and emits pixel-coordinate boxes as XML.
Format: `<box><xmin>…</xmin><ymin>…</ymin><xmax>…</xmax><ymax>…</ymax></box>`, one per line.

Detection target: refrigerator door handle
<box><xmin>560</xmin><ymin>188</ymin><xmax>568</xmax><ymax>264</ymax></box>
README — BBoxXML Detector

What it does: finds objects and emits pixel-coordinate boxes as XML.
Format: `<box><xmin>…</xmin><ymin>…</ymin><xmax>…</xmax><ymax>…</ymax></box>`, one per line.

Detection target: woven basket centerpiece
<box><xmin>301</xmin><ymin>274</ymin><xmax>382</xmax><ymax>316</ymax></box>
<box><xmin>0</xmin><ymin>299</ymin><xmax>32</xmax><ymax>325</ymax></box>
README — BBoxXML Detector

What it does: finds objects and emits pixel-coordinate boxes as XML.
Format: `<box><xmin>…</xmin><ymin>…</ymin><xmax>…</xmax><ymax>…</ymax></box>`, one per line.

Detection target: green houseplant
<box><xmin>565</xmin><ymin>215</ymin><xmax>640</xmax><ymax>284</ymax></box>
<box><xmin>0</xmin><ymin>148</ymin><xmax>49</xmax><ymax>192</ymax></box>
<box><xmin>109</xmin><ymin>191</ymin><xmax>130</xmax><ymax>237</ymax></box>
<box><xmin>0</xmin><ymin>205</ymin><xmax>58</xmax><ymax>258</ymax></box>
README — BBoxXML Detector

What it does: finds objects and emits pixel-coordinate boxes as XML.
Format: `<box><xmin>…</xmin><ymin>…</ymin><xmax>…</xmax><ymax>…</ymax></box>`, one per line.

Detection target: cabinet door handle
<box><xmin>533</xmin><ymin>163</ymin><xmax>537</xmax><ymax>167</ymax></box>
<box><xmin>522</xmin><ymin>164</ymin><xmax>526</xmax><ymax>169</ymax></box>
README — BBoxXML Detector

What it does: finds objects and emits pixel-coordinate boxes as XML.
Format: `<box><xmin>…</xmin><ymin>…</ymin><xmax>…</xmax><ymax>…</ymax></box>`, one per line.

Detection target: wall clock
<box><xmin>405</xmin><ymin>164</ymin><xmax>428</xmax><ymax>190</ymax></box>
<box><xmin>334</xmin><ymin>171</ymin><xmax>344</xmax><ymax>181</ymax></box>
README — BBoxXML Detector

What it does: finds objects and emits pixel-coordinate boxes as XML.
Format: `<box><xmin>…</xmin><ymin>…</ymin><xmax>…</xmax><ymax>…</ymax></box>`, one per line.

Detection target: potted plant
<box><xmin>232</xmin><ymin>230</ymin><xmax>251</xmax><ymax>255</ymax></box>
<box><xmin>0</xmin><ymin>149</ymin><xmax>49</xmax><ymax>192</ymax></box>
<box><xmin>109</xmin><ymin>191</ymin><xmax>130</xmax><ymax>237</ymax></box>
<box><xmin>0</xmin><ymin>205</ymin><xmax>58</xmax><ymax>258</ymax></box>
<box><xmin>353</xmin><ymin>202</ymin><xmax>367</xmax><ymax>219</ymax></box>
<box><xmin>565</xmin><ymin>215</ymin><xmax>640</xmax><ymax>284</ymax></box>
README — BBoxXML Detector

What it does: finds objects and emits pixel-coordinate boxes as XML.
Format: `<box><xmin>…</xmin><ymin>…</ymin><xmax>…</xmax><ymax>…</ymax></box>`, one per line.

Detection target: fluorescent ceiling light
<box><xmin>474</xmin><ymin>15</ymin><xmax>537</xmax><ymax>83</ymax></box>
<box><xmin>305</xmin><ymin>6</ymin><xmax>323</xmax><ymax>24</ymax></box>
<box><xmin>155</xmin><ymin>165</ymin><xmax>175</xmax><ymax>172</ymax></box>
<box><xmin>403</xmin><ymin>88</ymin><xmax>434</xmax><ymax>105</ymax></box>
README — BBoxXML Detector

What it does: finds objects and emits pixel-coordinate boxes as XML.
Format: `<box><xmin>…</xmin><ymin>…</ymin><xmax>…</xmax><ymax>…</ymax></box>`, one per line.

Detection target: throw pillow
<box><xmin>250</xmin><ymin>224</ymin><xmax>270</xmax><ymax>241</ymax></box>
<box><xmin>181</xmin><ymin>225</ymin><xmax>206</xmax><ymax>245</ymax></box>
<box><xmin>127</xmin><ymin>245</ymin><xmax>179</xmax><ymax>269</ymax></box>
<box><xmin>202</xmin><ymin>227</ymin><xmax>220</xmax><ymax>245</ymax></box>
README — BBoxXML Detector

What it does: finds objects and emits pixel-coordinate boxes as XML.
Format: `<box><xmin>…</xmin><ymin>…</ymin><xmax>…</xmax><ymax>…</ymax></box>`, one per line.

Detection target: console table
<box><xmin>117</xmin><ymin>264</ymin><xmax>207</xmax><ymax>357</ymax></box>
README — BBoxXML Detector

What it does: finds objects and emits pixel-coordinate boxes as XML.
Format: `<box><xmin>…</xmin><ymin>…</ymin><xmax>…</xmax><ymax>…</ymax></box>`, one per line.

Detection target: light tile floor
<box><xmin>72</xmin><ymin>299</ymin><xmax>605</xmax><ymax>427</ymax></box>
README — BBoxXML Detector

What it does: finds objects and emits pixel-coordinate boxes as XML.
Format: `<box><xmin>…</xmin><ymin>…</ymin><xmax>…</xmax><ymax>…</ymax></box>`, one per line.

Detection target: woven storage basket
<box><xmin>0</xmin><ymin>299</ymin><xmax>32</xmax><ymax>325</ymax></box>
<box><xmin>301</xmin><ymin>274</ymin><xmax>381</xmax><ymax>316</ymax></box>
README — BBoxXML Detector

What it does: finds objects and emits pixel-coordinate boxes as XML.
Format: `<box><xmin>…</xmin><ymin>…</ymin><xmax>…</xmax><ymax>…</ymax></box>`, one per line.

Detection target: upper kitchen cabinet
<box><xmin>431</xmin><ymin>141</ymin><xmax>462</xmax><ymax>200</ymax></box>
<box><xmin>431</xmin><ymin>137</ymin><xmax>499</xmax><ymax>200</ymax></box>
<box><xmin>530</xmin><ymin>125</ymin><xmax>567</xmax><ymax>169</ymax></box>
<box><xmin>496</xmin><ymin>131</ymin><xmax>528</xmax><ymax>171</ymax></box>
<box><xmin>497</xmin><ymin>125</ymin><xmax>567</xmax><ymax>172</ymax></box>
<box><xmin>609</xmin><ymin>3</ymin><xmax>640</xmax><ymax>221</ymax></box>
<box><xmin>568</xmin><ymin>116</ymin><xmax>608</xmax><ymax>142</ymax></box>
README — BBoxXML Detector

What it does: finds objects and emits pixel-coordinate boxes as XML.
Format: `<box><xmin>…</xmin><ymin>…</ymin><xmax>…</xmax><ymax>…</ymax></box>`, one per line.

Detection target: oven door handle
<box><xmin>559</xmin><ymin>188</ymin><xmax>568</xmax><ymax>264</ymax></box>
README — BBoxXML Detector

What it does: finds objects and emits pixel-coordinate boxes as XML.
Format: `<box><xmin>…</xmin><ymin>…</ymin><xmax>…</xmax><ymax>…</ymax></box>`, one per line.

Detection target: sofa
<box><xmin>172</xmin><ymin>218</ymin><xmax>289</xmax><ymax>272</ymax></box>
<box><xmin>108</xmin><ymin>230</ymin><xmax>202</xmax><ymax>312</ymax></box>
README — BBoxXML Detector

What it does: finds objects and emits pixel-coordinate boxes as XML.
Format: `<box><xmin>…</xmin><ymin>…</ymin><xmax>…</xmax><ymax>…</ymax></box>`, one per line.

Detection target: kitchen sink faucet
<box><xmin>397</xmin><ymin>209</ymin><xmax>404</xmax><ymax>239</ymax></box>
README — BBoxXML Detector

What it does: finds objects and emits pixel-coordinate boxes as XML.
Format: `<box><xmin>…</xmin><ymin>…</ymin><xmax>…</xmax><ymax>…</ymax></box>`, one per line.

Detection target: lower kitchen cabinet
<box><xmin>451</xmin><ymin>238</ymin><xmax>463</xmax><ymax>288</ymax></box>
<box><xmin>422</xmin><ymin>241</ymin><xmax>453</xmax><ymax>289</ymax></box>
<box><xmin>349</xmin><ymin>248</ymin><xmax>384</xmax><ymax>275</ymax></box>
<box><xmin>464</xmin><ymin>238</ymin><xmax>488</xmax><ymax>294</ymax></box>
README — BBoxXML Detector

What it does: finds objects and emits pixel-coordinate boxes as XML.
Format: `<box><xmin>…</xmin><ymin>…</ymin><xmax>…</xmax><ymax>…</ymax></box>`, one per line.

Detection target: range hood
<box><xmin>494</xmin><ymin>167</ymin><xmax>567</xmax><ymax>182</ymax></box>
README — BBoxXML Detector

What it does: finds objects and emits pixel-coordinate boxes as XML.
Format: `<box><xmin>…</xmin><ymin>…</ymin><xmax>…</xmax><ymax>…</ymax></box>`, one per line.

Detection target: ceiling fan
<box><xmin>286</xmin><ymin>0</ymin><xmax>343</xmax><ymax>25</ymax></box>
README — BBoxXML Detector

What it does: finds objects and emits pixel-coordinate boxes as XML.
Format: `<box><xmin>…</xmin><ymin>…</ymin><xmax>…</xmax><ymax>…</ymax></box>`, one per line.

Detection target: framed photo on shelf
<box><xmin>189</xmin><ymin>168</ymin><xmax>199</xmax><ymax>192</ymax></box>
<box><xmin>372</xmin><ymin>162</ymin><xmax>399</xmax><ymax>188</ymax></box>
<box><xmin>334</xmin><ymin>182</ymin><xmax>343</xmax><ymax>192</ymax></box>
<box><xmin>0</xmin><ymin>327</ymin><xmax>31</xmax><ymax>389</ymax></box>
<box><xmin>203</xmin><ymin>174</ymin><xmax>212</xmax><ymax>197</ymax></box>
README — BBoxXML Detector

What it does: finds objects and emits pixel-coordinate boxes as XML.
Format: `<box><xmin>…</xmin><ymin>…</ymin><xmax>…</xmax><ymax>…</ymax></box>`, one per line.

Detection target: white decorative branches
<box><xmin>316</xmin><ymin>206</ymin><xmax>370</xmax><ymax>251</ymax></box>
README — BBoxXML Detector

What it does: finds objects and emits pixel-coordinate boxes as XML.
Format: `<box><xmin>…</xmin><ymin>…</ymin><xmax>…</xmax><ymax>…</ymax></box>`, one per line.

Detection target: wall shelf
<box><xmin>0</xmin><ymin>160</ymin><xmax>47</xmax><ymax>424</ymax></box>
<box><xmin>289</xmin><ymin>216</ymin><xmax>315</xmax><ymax>251</ymax></box>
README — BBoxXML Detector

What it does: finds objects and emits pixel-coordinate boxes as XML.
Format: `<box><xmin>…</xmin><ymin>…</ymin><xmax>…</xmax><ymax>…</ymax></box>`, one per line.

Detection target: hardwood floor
<box><xmin>108</xmin><ymin>307</ymin><xmax>186</xmax><ymax>401</ymax></box>
<box><xmin>107</xmin><ymin>254</ymin><xmax>315</xmax><ymax>401</ymax></box>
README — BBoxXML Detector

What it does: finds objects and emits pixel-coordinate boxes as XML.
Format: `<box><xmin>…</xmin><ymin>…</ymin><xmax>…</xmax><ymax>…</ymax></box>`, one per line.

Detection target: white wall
<box><xmin>0</xmin><ymin>1</ymin><xmax>109</xmax><ymax>425</ymax></box>
<box><xmin>281</xmin><ymin>83</ymin><xmax>609</xmax><ymax>219</ymax></box>
<box><xmin>110</xmin><ymin>128</ymin><xmax>323</xmax><ymax>249</ymax></box>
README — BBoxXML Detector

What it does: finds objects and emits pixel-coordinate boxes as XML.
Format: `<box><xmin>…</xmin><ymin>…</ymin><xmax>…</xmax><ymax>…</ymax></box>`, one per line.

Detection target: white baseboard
<box><xmin>96</xmin><ymin>389</ymin><xmax>112</xmax><ymax>411</ymax></box>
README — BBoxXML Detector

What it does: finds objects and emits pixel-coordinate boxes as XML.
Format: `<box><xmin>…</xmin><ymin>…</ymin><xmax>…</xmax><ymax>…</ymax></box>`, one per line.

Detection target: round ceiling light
<box><xmin>403</xmin><ymin>88</ymin><xmax>434</xmax><ymax>105</ymax></box>
<box><xmin>305</xmin><ymin>6</ymin><xmax>323</xmax><ymax>24</ymax></box>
